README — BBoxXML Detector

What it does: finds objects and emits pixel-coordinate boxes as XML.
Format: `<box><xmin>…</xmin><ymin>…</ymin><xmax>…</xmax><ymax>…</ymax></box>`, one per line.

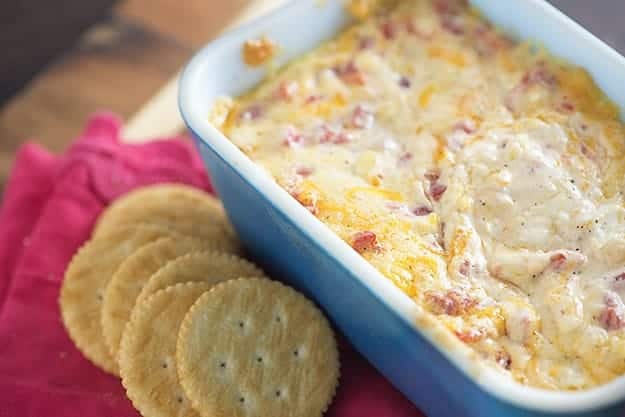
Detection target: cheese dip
<box><xmin>214</xmin><ymin>0</ymin><xmax>625</xmax><ymax>390</ymax></box>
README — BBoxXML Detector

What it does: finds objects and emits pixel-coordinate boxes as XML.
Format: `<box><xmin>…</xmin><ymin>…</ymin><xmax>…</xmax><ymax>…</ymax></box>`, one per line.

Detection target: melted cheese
<box><xmin>217</xmin><ymin>0</ymin><xmax>625</xmax><ymax>390</ymax></box>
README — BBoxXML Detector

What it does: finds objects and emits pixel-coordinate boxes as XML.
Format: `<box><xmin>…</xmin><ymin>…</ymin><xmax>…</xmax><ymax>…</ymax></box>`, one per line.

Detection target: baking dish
<box><xmin>178</xmin><ymin>1</ymin><xmax>625</xmax><ymax>416</ymax></box>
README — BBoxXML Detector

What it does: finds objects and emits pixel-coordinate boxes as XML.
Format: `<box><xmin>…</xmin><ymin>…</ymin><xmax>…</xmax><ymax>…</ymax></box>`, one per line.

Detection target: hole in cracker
<box><xmin>161</xmin><ymin>362</ymin><xmax>168</xmax><ymax>369</ymax></box>
<box><xmin>238</xmin><ymin>321</ymin><xmax>245</xmax><ymax>329</ymax></box>
<box><xmin>275</xmin><ymin>390</ymin><xmax>281</xmax><ymax>397</ymax></box>
<box><xmin>220</xmin><ymin>361</ymin><xmax>227</xmax><ymax>369</ymax></box>
<box><xmin>96</xmin><ymin>293</ymin><xmax>103</xmax><ymax>302</ymax></box>
<box><xmin>275</xmin><ymin>316</ymin><xmax>281</xmax><ymax>323</ymax></box>
<box><xmin>177</xmin><ymin>396</ymin><xmax>183</xmax><ymax>404</ymax></box>
<box><xmin>256</xmin><ymin>356</ymin><xmax>263</xmax><ymax>363</ymax></box>
<box><xmin>239</xmin><ymin>397</ymin><xmax>245</xmax><ymax>404</ymax></box>
<box><xmin>293</xmin><ymin>349</ymin><xmax>299</xmax><ymax>357</ymax></box>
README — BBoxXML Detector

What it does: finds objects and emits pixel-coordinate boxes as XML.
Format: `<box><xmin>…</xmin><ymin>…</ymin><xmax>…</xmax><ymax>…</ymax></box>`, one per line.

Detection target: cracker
<box><xmin>120</xmin><ymin>282</ymin><xmax>210</xmax><ymax>417</ymax></box>
<box><xmin>137</xmin><ymin>251</ymin><xmax>264</xmax><ymax>304</ymax></box>
<box><xmin>59</xmin><ymin>224</ymin><xmax>175</xmax><ymax>375</ymax></box>
<box><xmin>177</xmin><ymin>278</ymin><xmax>340</xmax><ymax>417</ymax></box>
<box><xmin>93</xmin><ymin>184</ymin><xmax>240</xmax><ymax>253</ymax></box>
<box><xmin>102</xmin><ymin>236</ymin><xmax>219</xmax><ymax>361</ymax></box>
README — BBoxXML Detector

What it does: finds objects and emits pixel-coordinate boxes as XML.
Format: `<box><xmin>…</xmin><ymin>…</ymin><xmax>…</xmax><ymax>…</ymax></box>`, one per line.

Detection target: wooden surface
<box><xmin>1</xmin><ymin>0</ymin><xmax>625</xmax><ymax>194</ymax></box>
<box><xmin>0</xmin><ymin>0</ymin><xmax>280</xmax><ymax>193</ymax></box>
<box><xmin>1</xmin><ymin>0</ymin><xmax>118</xmax><ymax>103</ymax></box>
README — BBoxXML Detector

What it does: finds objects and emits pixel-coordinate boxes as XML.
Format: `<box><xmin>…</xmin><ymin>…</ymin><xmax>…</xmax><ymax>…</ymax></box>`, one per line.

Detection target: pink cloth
<box><xmin>0</xmin><ymin>113</ymin><xmax>424</xmax><ymax>417</ymax></box>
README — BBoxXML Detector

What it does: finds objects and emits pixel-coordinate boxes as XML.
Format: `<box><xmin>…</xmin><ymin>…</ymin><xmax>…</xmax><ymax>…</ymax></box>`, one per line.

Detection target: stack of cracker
<box><xmin>59</xmin><ymin>184</ymin><xmax>340</xmax><ymax>417</ymax></box>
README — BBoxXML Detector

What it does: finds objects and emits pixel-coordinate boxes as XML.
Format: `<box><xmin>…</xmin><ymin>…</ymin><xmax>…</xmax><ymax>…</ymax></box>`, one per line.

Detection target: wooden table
<box><xmin>1</xmin><ymin>0</ymin><xmax>624</xmax><ymax>194</ymax></box>
<box><xmin>0</xmin><ymin>0</ymin><xmax>281</xmax><ymax>193</ymax></box>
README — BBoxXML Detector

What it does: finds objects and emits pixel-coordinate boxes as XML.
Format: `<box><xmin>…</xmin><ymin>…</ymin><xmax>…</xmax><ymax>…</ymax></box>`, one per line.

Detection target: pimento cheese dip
<box><xmin>213</xmin><ymin>0</ymin><xmax>625</xmax><ymax>390</ymax></box>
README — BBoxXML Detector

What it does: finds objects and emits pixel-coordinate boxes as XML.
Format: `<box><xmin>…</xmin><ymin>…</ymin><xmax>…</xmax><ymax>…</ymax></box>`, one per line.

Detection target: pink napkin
<box><xmin>0</xmin><ymin>113</ymin><xmax>424</xmax><ymax>417</ymax></box>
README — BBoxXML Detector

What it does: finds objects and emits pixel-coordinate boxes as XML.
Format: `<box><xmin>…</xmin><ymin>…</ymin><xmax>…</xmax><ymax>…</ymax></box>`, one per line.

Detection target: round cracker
<box><xmin>177</xmin><ymin>278</ymin><xmax>340</xmax><ymax>417</ymax></box>
<box><xmin>120</xmin><ymin>282</ymin><xmax>210</xmax><ymax>417</ymax></box>
<box><xmin>60</xmin><ymin>224</ymin><xmax>175</xmax><ymax>375</ymax></box>
<box><xmin>101</xmin><ymin>236</ymin><xmax>220</xmax><ymax>361</ymax></box>
<box><xmin>137</xmin><ymin>251</ymin><xmax>264</xmax><ymax>304</ymax></box>
<box><xmin>93</xmin><ymin>184</ymin><xmax>240</xmax><ymax>253</ymax></box>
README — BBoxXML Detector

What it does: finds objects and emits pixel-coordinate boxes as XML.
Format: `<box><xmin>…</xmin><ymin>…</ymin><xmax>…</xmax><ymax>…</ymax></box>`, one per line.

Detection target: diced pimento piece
<box><xmin>295</xmin><ymin>166</ymin><xmax>314</xmax><ymax>177</ymax></box>
<box><xmin>399</xmin><ymin>151</ymin><xmax>413</xmax><ymax>162</ymax></box>
<box><xmin>359</xmin><ymin>36</ymin><xmax>375</xmax><ymax>50</ymax></box>
<box><xmin>433</xmin><ymin>0</ymin><xmax>451</xmax><ymax>14</ymax></box>
<box><xmin>398</xmin><ymin>76</ymin><xmax>411</xmax><ymax>89</ymax></box>
<box><xmin>424</xmin><ymin>169</ymin><xmax>447</xmax><ymax>201</ymax></box>
<box><xmin>349</xmin><ymin>105</ymin><xmax>374</xmax><ymax>129</ymax></box>
<box><xmin>558</xmin><ymin>99</ymin><xmax>575</xmax><ymax>113</ymax></box>
<box><xmin>404</xmin><ymin>19</ymin><xmax>416</xmax><ymax>34</ymax></box>
<box><xmin>305</xmin><ymin>94</ymin><xmax>324</xmax><ymax>104</ymax></box>
<box><xmin>458</xmin><ymin>259</ymin><xmax>471</xmax><ymax>277</ymax></box>
<box><xmin>433</xmin><ymin>0</ymin><xmax>467</xmax><ymax>15</ymax></box>
<box><xmin>549</xmin><ymin>253</ymin><xmax>567</xmax><ymax>271</ymax></box>
<box><xmin>473</xmin><ymin>24</ymin><xmax>512</xmax><ymax>56</ymax></box>
<box><xmin>240</xmin><ymin>104</ymin><xmax>264</xmax><ymax>121</ymax></box>
<box><xmin>598</xmin><ymin>293</ymin><xmax>625</xmax><ymax>331</ymax></box>
<box><xmin>434</xmin><ymin>0</ymin><xmax>466</xmax><ymax>34</ymax></box>
<box><xmin>318</xmin><ymin>124</ymin><xmax>337</xmax><ymax>143</ymax></box>
<box><xmin>404</xmin><ymin>19</ymin><xmax>430</xmax><ymax>39</ymax></box>
<box><xmin>242</xmin><ymin>36</ymin><xmax>277</xmax><ymax>66</ymax></box>
<box><xmin>317</xmin><ymin>125</ymin><xmax>353</xmax><ymax>145</ymax></box>
<box><xmin>342</xmin><ymin>69</ymin><xmax>366</xmax><ymax>86</ymax></box>
<box><xmin>429</xmin><ymin>183</ymin><xmax>447</xmax><ymax>202</ymax></box>
<box><xmin>333</xmin><ymin>132</ymin><xmax>353</xmax><ymax>144</ymax></box>
<box><xmin>453</xmin><ymin>119</ymin><xmax>476</xmax><ymax>134</ymax></box>
<box><xmin>548</xmin><ymin>250</ymin><xmax>586</xmax><ymax>272</ymax></box>
<box><xmin>440</xmin><ymin>14</ymin><xmax>464</xmax><ymax>35</ymax></box>
<box><xmin>412</xmin><ymin>205</ymin><xmax>433</xmax><ymax>216</ymax></box>
<box><xmin>351</xmin><ymin>231</ymin><xmax>379</xmax><ymax>253</ymax></box>
<box><xmin>282</xmin><ymin>126</ymin><xmax>305</xmax><ymax>148</ymax></box>
<box><xmin>495</xmin><ymin>350</ymin><xmax>512</xmax><ymax>370</ymax></box>
<box><xmin>379</xmin><ymin>20</ymin><xmax>398</xmax><ymax>39</ymax></box>
<box><xmin>522</xmin><ymin>63</ymin><xmax>557</xmax><ymax>87</ymax></box>
<box><xmin>387</xmin><ymin>202</ymin><xmax>427</xmax><ymax>218</ymax></box>
<box><xmin>334</xmin><ymin>61</ymin><xmax>367</xmax><ymax>86</ymax></box>
<box><xmin>424</xmin><ymin>168</ymin><xmax>441</xmax><ymax>182</ymax></box>
<box><xmin>425</xmin><ymin>289</ymin><xmax>477</xmax><ymax>316</ymax></box>
<box><xmin>505</xmin><ymin>63</ymin><xmax>558</xmax><ymax>112</ymax></box>
<box><xmin>580</xmin><ymin>143</ymin><xmax>597</xmax><ymax>161</ymax></box>
<box><xmin>455</xmin><ymin>328</ymin><xmax>485</xmax><ymax>343</ymax></box>
<box><xmin>275</xmin><ymin>81</ymin><xmax>298</xmax><ymax>101</ymax></box>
